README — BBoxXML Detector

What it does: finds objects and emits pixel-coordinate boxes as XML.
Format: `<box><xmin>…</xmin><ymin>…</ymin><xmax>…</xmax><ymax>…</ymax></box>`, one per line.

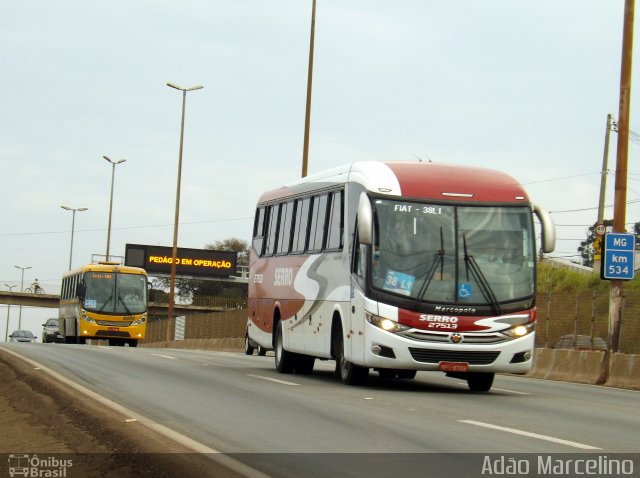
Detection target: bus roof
<box><xmin>258</xmin><ymin>161</ymin><xmax>530</xmax><ymax>205</ymax></box>
<box><xmin>63</xmin><ymin>263</ymin><xmax>148</xmax><ymax>278</ymax></box>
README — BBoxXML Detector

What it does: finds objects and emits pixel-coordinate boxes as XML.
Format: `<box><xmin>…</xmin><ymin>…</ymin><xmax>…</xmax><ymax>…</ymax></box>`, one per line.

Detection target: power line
<box><xmin>0</xmin><ymin>216</ymin><xmax>254</xmax><ymax>238</ymax></box>
<box><xmin>521</xmin><ymin>172</ymin><xmax>599</xmax><ymax>185</ymax></box>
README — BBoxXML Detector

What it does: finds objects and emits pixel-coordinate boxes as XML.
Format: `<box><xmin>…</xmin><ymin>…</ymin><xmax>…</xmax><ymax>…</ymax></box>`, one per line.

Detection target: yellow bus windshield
<box><xmin>83</xmin><ymin>272</ymin><xmax>148</xmax><ymax>315</ymax></box>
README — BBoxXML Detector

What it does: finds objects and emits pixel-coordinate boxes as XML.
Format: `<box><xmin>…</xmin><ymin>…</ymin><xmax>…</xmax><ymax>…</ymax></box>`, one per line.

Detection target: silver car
<box><xmin>9</xmin><ymin>330</ymin><xmax>37</xmax><ymax>343</ymax></box>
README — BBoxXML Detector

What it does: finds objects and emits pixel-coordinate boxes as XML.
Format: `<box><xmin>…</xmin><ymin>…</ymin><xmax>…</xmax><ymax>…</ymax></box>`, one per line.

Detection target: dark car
<box><xmin>9</xmin><ymin>330</ymin><xmax>37</xmax><ymax>343</ymax></box>
<box><xmin>42</xmin><ymin>318</ymin><xmax>63</xmax><ymax>343</ymax></box>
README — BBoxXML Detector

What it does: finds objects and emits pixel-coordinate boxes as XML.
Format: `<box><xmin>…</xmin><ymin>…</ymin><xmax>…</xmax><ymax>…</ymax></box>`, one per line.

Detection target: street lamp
<box><xmin>4</xmin><ymin>284</ymin><xmax>16</xmax><ymax>341</ymax></box>
<box><xmin>60</xmin><ymin>205</ymin><xmax>88</xmax><ymax>270</ymax></box>
<box><xmin>166</xmin><ymin>82</ymin><xmax>203</xmax><ymax>337</ymax></box>
<box><xmin>103</xmin><ymin>155</ymin><xmax>126</xmax><ymax>261</ymax></box>
<box><xmin>14</xmin><ymin>265</ymin><xmax>31</xmax><ymax>329</ymax></box>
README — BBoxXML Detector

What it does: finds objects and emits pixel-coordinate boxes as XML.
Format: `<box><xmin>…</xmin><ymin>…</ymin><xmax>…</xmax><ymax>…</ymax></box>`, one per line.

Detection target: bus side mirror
<box><xmin>357</xmin><ymin>193</ymin><xmax>373</xmax><ymax>245</ymax></box>
<box><xmin>533</xmin><ymin>203</ymin><xmax>556</xmax><ymax>253</ymax></box>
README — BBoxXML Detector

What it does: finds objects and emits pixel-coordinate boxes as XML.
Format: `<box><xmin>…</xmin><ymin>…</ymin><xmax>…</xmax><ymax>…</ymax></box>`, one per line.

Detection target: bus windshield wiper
<box><xmin>463</xmin><ymin>234</ymin><xmax>502</xmax><ymax>315</ymax></box>
<box><xmin>413</xmin><ymin>227</ymin><xmax>445</xmax><ymax>307</ymax></box>
<box><xmin>98</xmin><ymin>295</ymin><xmax>113</xmax><ymax>312</ymax></box>
<box><xmin>118</xmin><ymin>296</ymin><xmax>131</xmax><ymax>315</ymax></box>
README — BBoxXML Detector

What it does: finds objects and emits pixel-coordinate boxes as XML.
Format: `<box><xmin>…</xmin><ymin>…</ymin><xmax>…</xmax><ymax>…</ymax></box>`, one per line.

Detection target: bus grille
<box><xmin>399</xmin><ymin>330</ymin><xmax>507</xmax><ymax>344</ymax></box>
<box><xmin>96</xmin><ymin>320</ymin><xmax>133</xmax><ymax>327</ymax></box>
<box><xmin>96</xmin><ymin>330</ymin><xmax>131</xmax><ymax>338</ymax></box>
<box><xmin>408</xmin><ymin>348</ymin><xmax>500</xmax><ymax>365</ymax></box>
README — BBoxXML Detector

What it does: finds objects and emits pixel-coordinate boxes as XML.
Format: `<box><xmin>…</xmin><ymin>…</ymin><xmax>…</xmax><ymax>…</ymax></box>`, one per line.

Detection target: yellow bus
<box><xmin>59</xmin><ymin>262</ymin><xmax>148</xmax><ymax>346</ymax></box>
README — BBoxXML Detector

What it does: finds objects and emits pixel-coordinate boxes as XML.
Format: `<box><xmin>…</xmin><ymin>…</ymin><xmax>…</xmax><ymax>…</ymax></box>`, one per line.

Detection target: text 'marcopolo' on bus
<box><xmin>59</xmin><ymin>262</ymin><xmax>149</xmax><ymax>347</ymax></box>
<box><xmin>245</xmin><ymin>161</ymin><xmax>555</xmax><ymax>392</ymax></box>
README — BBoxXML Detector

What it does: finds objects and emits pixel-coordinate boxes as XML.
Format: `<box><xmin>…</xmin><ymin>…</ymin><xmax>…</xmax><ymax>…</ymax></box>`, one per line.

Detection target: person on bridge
<box><xmin>30</xmin><ymin>279</ymin><xmax>44</xmax><ymax>294</ymax></box>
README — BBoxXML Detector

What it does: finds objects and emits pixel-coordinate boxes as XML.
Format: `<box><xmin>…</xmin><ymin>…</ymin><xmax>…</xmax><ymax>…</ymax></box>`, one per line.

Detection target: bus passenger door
<box><xmin>349</xmin><ymin>242</ymin><xmax>369</xmax><ymax>365</ymax></box>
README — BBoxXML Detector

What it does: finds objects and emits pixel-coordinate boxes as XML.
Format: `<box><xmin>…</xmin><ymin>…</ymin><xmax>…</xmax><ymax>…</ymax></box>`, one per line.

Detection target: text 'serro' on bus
<box><xmin>246</xmin><ymin>161</ymin><xmax>555</xmax><ymax>392</ymax></box>
<box><xmin>59</xmin><ymin>262</ymin><xmax>149</xmax><ymax>347</ymax></box>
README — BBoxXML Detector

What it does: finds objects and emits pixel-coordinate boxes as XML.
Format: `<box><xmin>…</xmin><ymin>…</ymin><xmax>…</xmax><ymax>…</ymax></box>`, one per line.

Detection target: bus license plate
<box><xmin>439</xmin><ymin>362</ymin><xmax>469</xmax><ymax>373</ymax></box>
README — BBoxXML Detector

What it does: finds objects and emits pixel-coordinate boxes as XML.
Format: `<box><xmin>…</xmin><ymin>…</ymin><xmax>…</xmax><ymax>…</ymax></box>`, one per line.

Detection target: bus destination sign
<box><xmin>125</xmin><ymin>243</ymin><xmax>237</xmax><ymax>278</ymax></box>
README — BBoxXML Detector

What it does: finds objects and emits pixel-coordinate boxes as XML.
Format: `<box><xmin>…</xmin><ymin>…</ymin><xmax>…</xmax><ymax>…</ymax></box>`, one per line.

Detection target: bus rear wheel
<box><xmin>244</xmin><ymin>335</ymin><xmax>255</xmax><ymax>355</ymax></box>
<box><xmin>275</xmin><ymin>321</ymin><xmax>295</xmax><ymax>374</ymax></box>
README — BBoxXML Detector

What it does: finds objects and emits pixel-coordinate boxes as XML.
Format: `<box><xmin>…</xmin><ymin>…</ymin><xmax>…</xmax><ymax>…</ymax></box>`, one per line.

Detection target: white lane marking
<box><xmin>151</xmin><ymin>353</ymin><xmax>178</xmax><ymax>360</ymax></box>
<box><xmin>459</xmin><ymin>420</ymin><xmax>601</xmax><ymax>450</ymax></box>
<box><xmin>1</xmin><ymin>347</ymin><xmax>271</xmax><ymax>478</ymax></box>
<box><xmin>492</xmin><ymin>388</ymin><xmax>530</xmax><ymax>395</ymax></box>
<box><xmin>247</xmin><ymin>374</ymin><xmax>300</xmax><ymax>386</ymax></box>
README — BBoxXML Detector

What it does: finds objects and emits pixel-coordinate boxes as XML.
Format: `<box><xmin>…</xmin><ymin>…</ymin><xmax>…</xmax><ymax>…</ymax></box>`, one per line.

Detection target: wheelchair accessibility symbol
<box><xmin>458</xmin><ymin>283</ymin><xmax>473</xmax><ymax>299</ymax></box>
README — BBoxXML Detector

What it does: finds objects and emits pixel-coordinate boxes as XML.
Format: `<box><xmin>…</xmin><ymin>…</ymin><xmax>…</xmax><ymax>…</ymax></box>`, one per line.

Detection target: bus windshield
<box><xmin>371</xmin><ymin>199</ymin><xmax>536</xmax><ymax>306</ymax></box>
<box><xmin>83</xmin><ymin>272</ymin><xmax>148</xmax><ymax>315</ymax></box>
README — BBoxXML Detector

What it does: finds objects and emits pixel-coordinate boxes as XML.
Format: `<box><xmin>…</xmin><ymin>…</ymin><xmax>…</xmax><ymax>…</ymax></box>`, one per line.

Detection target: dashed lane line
<box><xmin>459</xmin><ymin>419</ymin><xmax>601</xmax><ymax>450</ymax></box>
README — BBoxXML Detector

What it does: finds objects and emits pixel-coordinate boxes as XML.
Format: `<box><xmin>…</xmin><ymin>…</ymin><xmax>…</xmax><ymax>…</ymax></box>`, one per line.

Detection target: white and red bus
<box><xmin>246</xmin><ymin>161</ymin><xmax>555</xmax><ymax>391</ymax></box>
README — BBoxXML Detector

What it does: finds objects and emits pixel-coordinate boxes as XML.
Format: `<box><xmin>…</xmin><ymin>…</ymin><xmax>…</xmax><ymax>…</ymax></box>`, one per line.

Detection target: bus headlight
<box><xmin>131</xmin><ymin>316</ymin><xmax>147</xmax><ymax>326</ymax></box>
<box><xmin>366</xmin><ymin>313</ymin><xmax>410</xmax><ymax>333</ymax></box>
<box><xmin>81</xmin><ymin>311</ymin><xmax>97</xmax><ymax>324</ymax></box>
<box><xmin>502</xmin><ymin>322</ymin><xmax>535</xmax><ymax>338</ymax></box>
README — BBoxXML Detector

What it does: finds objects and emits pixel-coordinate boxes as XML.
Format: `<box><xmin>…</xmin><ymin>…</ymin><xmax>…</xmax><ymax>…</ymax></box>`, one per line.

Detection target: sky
<box><xmin>1</xmin><ymin>1</ymin><xmax>639</xmax><ymax>338</ymax></box>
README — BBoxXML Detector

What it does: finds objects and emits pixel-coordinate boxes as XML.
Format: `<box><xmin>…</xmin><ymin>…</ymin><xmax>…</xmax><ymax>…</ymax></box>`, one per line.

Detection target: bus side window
<box><xmin>252</xmin><ymin>206</ymin><xmax>266</xmax><ymax>255</ymax></box>
<box><xmin>325</xmin><ymin>190</ymin><xmax>343</xmax><ymax>251</ymax></box>
<box><xmin>276</xmin><ymin>201</ymin><xmax>294</xmax><ymax>255</ymax></box>
<box><xmin>308</xmin><ymin>194</ymin><xmax>328</xmax><ymax>253</ymax></box>
<box><xmin>264</xmin><ymin>203</ymin><xmax>281</xmax><ymax>257</ymax></box>
<box><xmin>291</xmin><ymin>197</ymin><xmax>311</xmax><ymax>254</ymax></box>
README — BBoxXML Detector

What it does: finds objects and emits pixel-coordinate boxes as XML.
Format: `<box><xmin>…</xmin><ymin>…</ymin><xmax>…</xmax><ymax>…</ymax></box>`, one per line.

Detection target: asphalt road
<box><xmin>2</xmin><ymin>343</ymin><xmax>638</xmax><ymax>477</ymax></box>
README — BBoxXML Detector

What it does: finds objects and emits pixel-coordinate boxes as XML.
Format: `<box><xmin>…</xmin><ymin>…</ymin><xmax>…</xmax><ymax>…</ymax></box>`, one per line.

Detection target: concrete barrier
<box><xmin>606</xmin><ymin>353</ymin><xmax>640</xmax><ymax>390</ymax></box>
<box><xmin>528</xmin><ymin>348</ymin><xmax>640</xmax><ymax>389</ymax></box>
<box><xmin>528</xmin><ymin>348</ymin><xmax>553</xmax><ymax>379</ymax></box>
<box><xmin>546</xmin><ymin>349</ymin><xmax>607</xmax><ymax>384</ymax></box>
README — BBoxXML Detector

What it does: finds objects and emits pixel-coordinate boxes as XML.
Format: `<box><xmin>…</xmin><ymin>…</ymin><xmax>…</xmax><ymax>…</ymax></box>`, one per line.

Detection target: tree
<box><xmin>205</xmin><ymin>238</ymin><xmax>249</xmax><ymax>266</ymax></box>
<box><xmin>578</xmin><ymin>219</ymin><xmax>613</xmax><ymax>267</ymax></box>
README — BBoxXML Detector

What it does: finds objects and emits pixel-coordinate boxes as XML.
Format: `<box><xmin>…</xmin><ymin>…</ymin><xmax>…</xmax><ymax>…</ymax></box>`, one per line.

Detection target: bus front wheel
<box><xmin>333</xmin><ymin>326</ymin><xmax>368</xmax><ymax>385</ymax></box>
<box><xmin>467</xmin><ymin>372</ymin><xmax>494</xmax><ymax>392</ymax></box>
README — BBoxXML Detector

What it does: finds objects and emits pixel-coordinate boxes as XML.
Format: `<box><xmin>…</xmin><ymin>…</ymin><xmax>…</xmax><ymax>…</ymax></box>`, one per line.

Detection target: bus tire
<box><xmin>396</xmin><ymin>370</ymin><xmax>417</xmax><ymax>379</ymax></box>
<box><xmin>333</xmin><ymin>325</ymin><xmax>368</xmax><ymax>386</ymax></box>
<box><xmin>274</xmin><ymin>321</ymin><xmax>295</xmax><ymax>374</ymax></box>
<box><xmin>294</xmin><ymin>355</ymin><xmax>315</xmax><ymax>375</ymax></box>
<box><xmin>244</xmin><ymin>335</ymin><xmax>255</xmax><ymax>355</ymax></box>
<box><xmin>467</xmin><ymin>372</ymin><xmax>494</xmax><ymax>392</ymax></box>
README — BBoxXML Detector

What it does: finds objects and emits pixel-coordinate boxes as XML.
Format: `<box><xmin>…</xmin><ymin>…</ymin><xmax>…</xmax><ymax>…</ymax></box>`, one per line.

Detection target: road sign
<box><xmin>595</xmin><ymin>223</ymin><xmax>606</xmax><ymax>236</ymax></box>
<box><xmin>601</xmin><ymin>232</ymin><xmax>636</xmax><ymax>280</ymax></box>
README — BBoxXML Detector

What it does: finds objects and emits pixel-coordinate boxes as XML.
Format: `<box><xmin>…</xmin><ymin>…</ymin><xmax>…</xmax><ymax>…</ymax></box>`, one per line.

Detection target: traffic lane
<box><xmin>1</xmin><ymin>344</ymin><xmax>635</xmax><ymax>453</ymax></box>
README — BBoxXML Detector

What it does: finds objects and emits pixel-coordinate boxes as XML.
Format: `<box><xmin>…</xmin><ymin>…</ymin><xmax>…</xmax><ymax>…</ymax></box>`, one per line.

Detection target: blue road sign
<box><xmin>602</xmin><ymin>232</ymin><xmax>636</xmax><ymax>280</ymax></box>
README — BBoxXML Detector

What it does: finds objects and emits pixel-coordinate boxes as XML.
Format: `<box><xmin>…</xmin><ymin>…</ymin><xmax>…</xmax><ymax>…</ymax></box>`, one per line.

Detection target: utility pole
<box><xmin>597</xmin><ymin>114</ymin><xmax>613</xmax><ymax>226</ymax></box>
<box><xmin>609</xmin><ymin>0</ymin><xmax>635</xmax><ymax>354</ymax></box>
<box><xmin>301</xmin><ymin>0</ymin><xmax>316</xmax><ymax>178</ymax></box>
<box><xmin>593</xmin><ymin>114</ymin><xmax>613</xmax><ymax>272</ymax></box>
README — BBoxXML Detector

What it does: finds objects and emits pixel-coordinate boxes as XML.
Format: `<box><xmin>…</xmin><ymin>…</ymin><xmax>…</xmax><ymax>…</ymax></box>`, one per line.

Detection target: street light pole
<box><xmin>61</xmin><ymin>205</ymin><xmax>88</xmax><ymax>270</ymax></box>
<box><xmin>4</xmin><ymin>284</ymin><xmax>16</xmax><ymax>341</ymax></box>
<box><xmin>103</xmin><ymin>156</ymin><xmax>127</xmax><ymax>262</ymax></box>
<box><xmin>14</xmin><ymin>265</ymin><xmax>31</xmax><ymax>329</ymax></box>
<box><xmin>166</xmin><ymin>82</ymin><xmax>203</xmax><ymax>340</ymax></box>
<box><xmin>301</xmin><ymin>0</ymin><xmax>317</xmax><ymax>178</ymax></box>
